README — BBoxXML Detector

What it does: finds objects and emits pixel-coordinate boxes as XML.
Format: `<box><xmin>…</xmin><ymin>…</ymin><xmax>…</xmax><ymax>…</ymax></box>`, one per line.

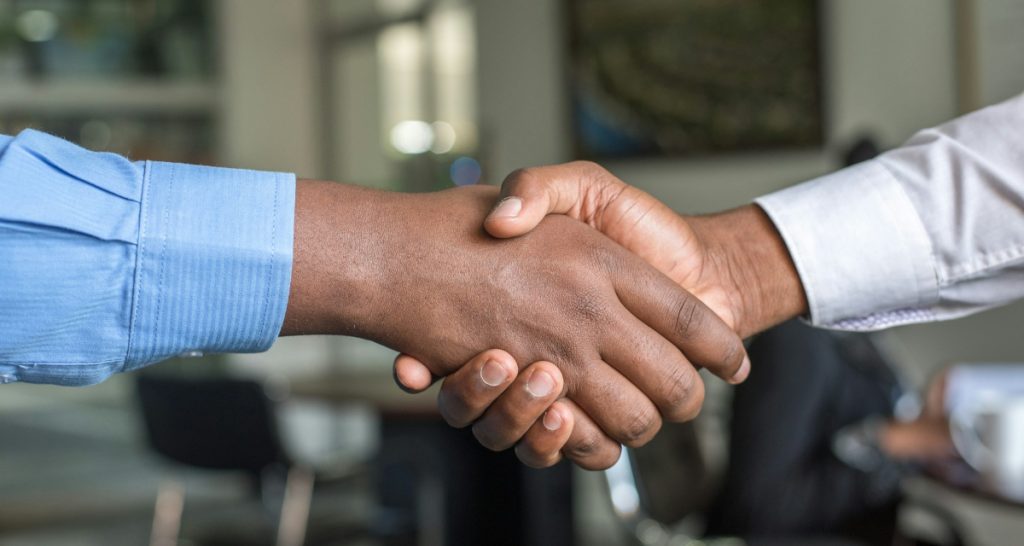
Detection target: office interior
<box><xmin>2</xmin><ymin>0</ymin><xmax>1024</xmax><ymax>545</ymax></box>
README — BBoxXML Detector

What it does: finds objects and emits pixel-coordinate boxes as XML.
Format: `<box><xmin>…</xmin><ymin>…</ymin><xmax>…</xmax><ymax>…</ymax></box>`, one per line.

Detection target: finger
<box><xmin>567</xmin><ymin>358</ymin><xmax>663</xmax><ymax>448</ymax></box>
<box><xmin>436</xmin><ymin>349</ymin><xmax>519</xmax><ymax>428</ymax></box>
<box><xmin>514</xmin><ymin>400</ymin><xmax>574</xmax><ymax>469</ymax></box>
<box><xmin>602</xmin><ymin>308</ymin><xmax>707</xmax><ymax>422</ymax></box>
<box><xmin>610</xmin><ymin>253</ymin><xmax>749</xmax><ymax>385</ymax></box>
<box><xmin>485</xmin><ymin>161</ymin><xmax>620</xmax><ymax>239</ymax></box>
<box><xmin>472</xmin><ymin>362</ymin><xmax>565</xmax><ymax>451</ymax></box>
<box><xmin>393</xmin><ymin>353</ymin><xmax>439</xmax><ymax>393</ymax></box>
<box><xmin>558</xmin><ymin>399</ymin><xmax>622</xmax><ymax>470</ymax></box>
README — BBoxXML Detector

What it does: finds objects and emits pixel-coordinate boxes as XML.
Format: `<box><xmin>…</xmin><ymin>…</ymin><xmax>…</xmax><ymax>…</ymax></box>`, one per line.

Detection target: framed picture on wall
<box><xmin>566</xmin><ymin>0</ymin><xmax>824</xmax><ymax>159</ymax></box>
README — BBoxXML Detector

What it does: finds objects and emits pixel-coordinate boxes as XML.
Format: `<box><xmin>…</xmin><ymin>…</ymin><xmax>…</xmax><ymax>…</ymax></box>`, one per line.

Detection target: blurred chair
<box><xmin>604</xmin><ymin>430</ymin><xmax>879</xmax><ymax>546</ymax></box>
<box><xmin>603</xmin><ymin>421</ymin><xmax>718</xmax><ymax>545</ymax></box>
<box><xmin>136</xmin><ymin>374</ymin><xmax>364</xmax><ymax>546</ymax></box>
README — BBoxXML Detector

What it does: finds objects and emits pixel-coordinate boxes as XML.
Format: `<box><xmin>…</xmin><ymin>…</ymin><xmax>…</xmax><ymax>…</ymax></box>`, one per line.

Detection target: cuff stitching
<box><xmin>255</xmin><ymin>174</ymin><xmax>281</xmax><ymax>344</ymax></box>
<box><xmin>941</xmin><ymin>243</ymin><xmax>1024</xmax><ymax>283</ymax></box>
<box><xmin>876</xmin><ymin>159</ymin><xmax>941</xmax><ymax>309</ymax></box>
<box><xmin>149</xmin><ymin>164</ymin><xmax>174</xmax><ymax>363</ymax></box>
<box><xmin>124</xmin><ymin>161</ymin><xmax>153</xmax><ymax>369</ymax></box>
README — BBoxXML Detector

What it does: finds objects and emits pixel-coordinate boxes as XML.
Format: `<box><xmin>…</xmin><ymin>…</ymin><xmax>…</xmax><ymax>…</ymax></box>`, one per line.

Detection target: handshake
<box><xmin>282</xmin><ymin>161</ymin><xmax>808</xmax><ymax>470</ymax></box>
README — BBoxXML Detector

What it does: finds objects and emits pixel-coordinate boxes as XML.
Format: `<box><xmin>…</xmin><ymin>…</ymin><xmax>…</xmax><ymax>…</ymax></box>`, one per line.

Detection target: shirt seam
<box><xmin>255</xmin><ymin>174</ymin><xmax>280</xmax><ymax>344</ymax></box>
<box><xmin>876</xmin><ymin>159</ymin><xmax>942</xmax><ymax>308</ymax></box>
<box><xmin>938</xmin><ymin>243</ymin><xmax>1024</xmax><ymax>284</ymax></box>
<box><xmin>2</xmin><ymin>358</ymin><xmax>124</xmax><ymax>366</ymax></box>
<box><xmin>823</xmin><ymin>307</ymin><xmax>940</xmax><ymax>331</ymax></box>
<box><xmin>150</xmin><ymin>164</ymin><xmax>173</xmax><ymax>361</ymax></box>
<box><xmin>123</xmin><ymin>160</ymin><xmax>152</xmax><ymax>368</ymax></box>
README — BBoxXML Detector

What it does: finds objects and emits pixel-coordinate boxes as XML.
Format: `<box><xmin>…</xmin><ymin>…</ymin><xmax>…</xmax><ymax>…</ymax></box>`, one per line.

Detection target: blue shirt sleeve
<box><xmin>0</xmin><ymin>130</ymin><xmax>295</xmax><ymax>386</ymax></box>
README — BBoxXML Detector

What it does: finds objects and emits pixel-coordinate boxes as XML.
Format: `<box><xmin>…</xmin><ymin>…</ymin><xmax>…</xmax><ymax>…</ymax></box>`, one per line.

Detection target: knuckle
<box><xmin>503</xmin><ymin>167</ymin><xmax>538</xmax><ymax>190</ymax></box>
<box><xmin>570</xmin><ymin>288</ymin><xmax>609</xmax><ymax>324</ymax></box>
<box><xmin>673</xmin><ymin>296</ymin><xmax>704</xmax><ymax>340</ymax></box>
<box><xmin>438</xmin><ymin>401</ymin><xmax>472</xmax><ymax>429</ymax></box>
<box><xmin>585</xmin><ymin>241</ymin><xmax>622</xmax><ymax>272</ymax></box>
<box><xmin>437</xmin><ymin>386</ymin><xmax>474</xmax><ymax>428</ymax></box>
<box><xmin>620</xmin><ymin>406</ymin><xmax>661</xmax><ymax>448</ymax></box>
<box><xmin>719</xmin><ymin>337</ymin><xmax>744</xmax><ymax>374</ymax></box>
<box><xmin>674</xmin><ymin>377</ymin><xmax>706</xmax><ymax>422</ymax></box>
<box><xmin>515</xmin><ymin>442</ymin><xmax>556</xmax><ymax>469</ymax></box>
<box><xmin>471</xmin><ymin>422</ymin><xmax>509</xmax><ymax>452</ymax></box>
<box><xmin>581</xmin><ymin>237</ymin><xmax>618</xmax><ymax>268</ymax></box>
<box><xmin>571</xmin><ymin>160</ymin><xmax>606</xmax><ymax>177</ymax></box>
<box><xmin>573</xmin><ymin>160</ymin><xmax>625</xmax><ymax>201</ymax></box>
<box><xmin>565</xmin><ymin>429</ymin><xmax>603</xmax><ymax>460</ymax></box>
<box><xmin>575</xmin><ymin>444</ymin><xmax>621</xmax><ymax>471</ymax></box>
<box><xmin>660</xmin><ymin>364</ymin><xmax>697</xmax><ymax>419</ymax></box>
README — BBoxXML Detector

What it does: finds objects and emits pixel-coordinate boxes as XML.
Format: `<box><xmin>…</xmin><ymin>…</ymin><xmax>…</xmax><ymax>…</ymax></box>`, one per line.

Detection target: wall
<box><xmin>226</xmin><ymin>0</ymin><xmax>1014</xmax><ymax>383</ymax></box>
<box><xmin>476</xmin><ymin>0</ymin><xmax>1024</xmax><ymax>381</ymax></box>
<box><xmin>218</xmin><ymin>0</ymin><xmax>320</xmax><ymax>176</ymax></box>
<box><xmin>478</xmin><ymin>0</ymin><xmax>960</xmax><ymax>203</ymax></box>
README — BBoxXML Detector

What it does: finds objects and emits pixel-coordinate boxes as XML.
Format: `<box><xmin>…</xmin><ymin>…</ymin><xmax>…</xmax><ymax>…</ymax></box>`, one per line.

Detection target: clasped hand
<box><xmin>285</xmin><ymin>164</ymin><xmax>802</xmax><ymax>470</ymax></box>
<box><xmin>387</xmin><ymin>162</ymin><xmax>798</xmax><ymax>469</ymax></box>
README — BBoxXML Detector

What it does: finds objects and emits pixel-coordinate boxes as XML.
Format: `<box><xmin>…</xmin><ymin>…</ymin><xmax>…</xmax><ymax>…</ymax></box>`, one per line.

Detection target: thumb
<box><xmin>393</xmin><ymin>353</ymin><xmax>438</xmax><ymax>393</ymax></box>
<box><xmin>484</xmin><ymin>161</ymin><xmax>613</xmax><ymax>239</ymax></box>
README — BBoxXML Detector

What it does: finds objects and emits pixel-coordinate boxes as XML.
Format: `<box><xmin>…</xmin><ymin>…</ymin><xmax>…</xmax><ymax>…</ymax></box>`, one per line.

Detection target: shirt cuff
<box><xmin>125</xmin><ymin>161</ymin><xmax>295</xmax><ymax>369</ymax></box>
<box><xmin>755</xmin><ymin>160</ymin><xmax>939</xmax><ymax>329</ymax></box>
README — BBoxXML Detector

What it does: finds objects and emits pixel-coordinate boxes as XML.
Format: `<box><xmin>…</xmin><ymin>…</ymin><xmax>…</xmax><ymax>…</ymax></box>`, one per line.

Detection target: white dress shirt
<box><xmin>756</xmin><ymin>92</ymin><xmax>1024</xmax><ymax>331</ymax></box>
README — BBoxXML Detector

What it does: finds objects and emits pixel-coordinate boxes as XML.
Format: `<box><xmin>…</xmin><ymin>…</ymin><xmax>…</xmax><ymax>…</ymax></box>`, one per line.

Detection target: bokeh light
<box><xmin>449</xmin><ymin>156</ymin><xmax>481</xmax><ymax>186</ymax></box>
<box><xmin>431</xmin><ymin>121</ymin><xmax>456</xmax><ymax>154</ymax></box>
<box><xmin>16</xmin><ymin>10</ymin><xmax>59</xmax><ymax>43</ymax></box>
<box><xmin>390</xmin><ymin>120</ymin><xmax>433</xmax><ymax>154</ymax></box>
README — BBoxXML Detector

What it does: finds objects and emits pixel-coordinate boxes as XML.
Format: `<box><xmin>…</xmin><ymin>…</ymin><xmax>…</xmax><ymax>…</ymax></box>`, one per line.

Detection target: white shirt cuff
<box><xmin>755</xmin><ymin>160</ymin><xmax>939</xmax><ymax>329</ymax></box>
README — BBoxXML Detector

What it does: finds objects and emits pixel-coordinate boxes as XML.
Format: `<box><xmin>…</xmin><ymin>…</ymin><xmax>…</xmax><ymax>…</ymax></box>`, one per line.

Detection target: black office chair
<box><xmin>136</xmin><ymin>374</ymin><xmax>346</xmax><ymax>546</ymax></box>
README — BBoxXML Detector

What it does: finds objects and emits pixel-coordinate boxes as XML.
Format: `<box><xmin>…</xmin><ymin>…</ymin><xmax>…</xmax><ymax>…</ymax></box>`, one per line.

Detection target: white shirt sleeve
<box><xmin>755</xmin><ymin>92</ymin><xmax>1024</xmax><ymax>331</ymax></box>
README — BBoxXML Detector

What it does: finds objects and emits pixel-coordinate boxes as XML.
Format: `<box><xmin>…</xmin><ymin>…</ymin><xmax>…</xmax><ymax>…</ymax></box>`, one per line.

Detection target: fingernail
<box><xmin>543</xmin><ymin>409</ymin><xmax>562</xmax><ymax>431</ymax></box>
<box><xmin>730</xmin><ymin>356</ymin><xmax>751</xmax><ymax>385</ymax></box>
<box><xmin>527</xmin><ymin>370</ymin><xmax>556</xmax><ymax>398</ymax></box>
<box><xmin>491</xmin><ymin>197</ymin><xmax>522</xmax><ymax>219</ymax></box>
<box><xmin>480</xmin><ymin>360</ymin><xmax>508</xmax><ymax>387</ymax></box>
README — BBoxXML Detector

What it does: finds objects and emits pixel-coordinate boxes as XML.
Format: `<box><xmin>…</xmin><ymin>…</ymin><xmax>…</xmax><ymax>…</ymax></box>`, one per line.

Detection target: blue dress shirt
<box><xmin>0</xmin><ymin>130</ymin><xmax>295</xmax><ymax>386</ymax></box>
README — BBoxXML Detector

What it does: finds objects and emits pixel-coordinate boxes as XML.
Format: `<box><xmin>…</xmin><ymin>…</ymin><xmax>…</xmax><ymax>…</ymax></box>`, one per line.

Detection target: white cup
<box><xmin>951</xmin><ymin>394</ymin><xmax>1024</xmax><ymax>501</ymax></box>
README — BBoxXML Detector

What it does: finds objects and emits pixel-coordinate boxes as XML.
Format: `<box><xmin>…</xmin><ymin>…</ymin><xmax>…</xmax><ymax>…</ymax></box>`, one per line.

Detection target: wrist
<box><xmin>689</xmin><ymin>204</ymin><xmax>808</xmax><ymax>337</ymax></box>
<box><xmin>282</xmin><ymin>179</ymin><xmax>393</xmax><ymax>337</ymax></box>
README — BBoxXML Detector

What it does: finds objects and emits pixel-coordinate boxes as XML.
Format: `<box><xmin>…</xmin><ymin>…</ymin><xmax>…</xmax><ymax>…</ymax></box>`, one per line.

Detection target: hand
<box><xmin>282</xmin><ymin>180</ymin><xmax>748</xmax><ymax>469</ymax></box>
<box><xmin>481</xmin><ymin>161</ymin><xmax>807</xmax><ymax>337</ymax></box>
<box><xmin>395</xmin><ymin>162</ymin><xmax>807</xmax><ymax>467</ymax></box>
<box><xmin>879</xmin><ymin>419</ymin><xmax>955</xmax><ymax>461</ymax></box>
<box><xmin>878</xmin><ymin>368</ymin><xmax>954</xmax><ymax>461</ymax></box>
<box><xmin>423</xmin><ymin>351</ymin><xmax>614</xmax><ymax>469</ymax></box>
<box><xmin>920</xmin><ymin>367</ymin><xmax>951</xmax><ymax>421</ymax></box>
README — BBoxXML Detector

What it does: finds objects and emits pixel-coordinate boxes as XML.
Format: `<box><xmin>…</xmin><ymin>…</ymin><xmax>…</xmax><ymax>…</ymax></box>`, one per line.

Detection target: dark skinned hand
<box><xmin>394</xmin><ymin>162</ymin><xmax>808</xmax><ymax>468</ymax></box>
<box><xmin>282</xmin><ymin>180</ymin><xmax>749</xmax><ymax>469</ymax></box>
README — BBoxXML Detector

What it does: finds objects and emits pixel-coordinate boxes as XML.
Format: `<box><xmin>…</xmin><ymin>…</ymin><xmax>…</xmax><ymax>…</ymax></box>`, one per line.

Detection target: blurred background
<box><xmin>2</xmin><ymin>0</ymin><xmax>1024</xmax><ymax>545</ymax></box>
